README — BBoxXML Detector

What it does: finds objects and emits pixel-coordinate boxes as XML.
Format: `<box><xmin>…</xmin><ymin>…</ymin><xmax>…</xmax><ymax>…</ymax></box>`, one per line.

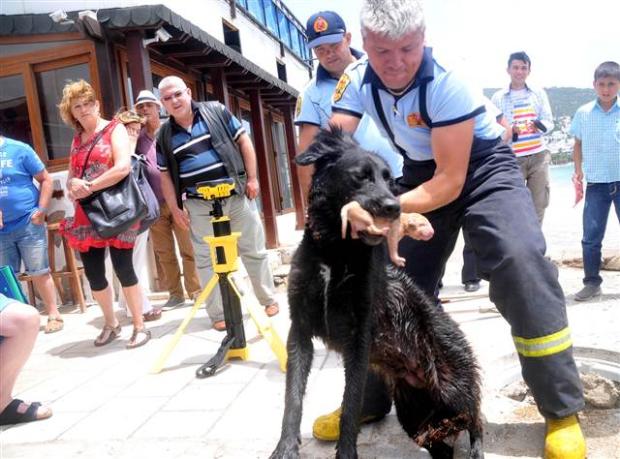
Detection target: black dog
<box><xmin>271</xmin><ymin>129</ymin><xmax>483</xmax><ymax>459</ymax></box>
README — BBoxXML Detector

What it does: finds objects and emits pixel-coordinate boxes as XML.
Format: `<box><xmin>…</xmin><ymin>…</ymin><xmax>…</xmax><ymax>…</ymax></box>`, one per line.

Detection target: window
<box><xmin>288</xmin><ymin>22</ymin><xmax>301</xmax><ymax>55</ymax></box>
<box><xmin>247</xmin><ymin>0</ymin><xmax>266</xmax><ymax>24</ymax></box>
<box><xmin>272</xmin><ymin>121</ymin><xmax>293</xmax><ymax>210</ymax></box>
<box><xmin>263</xmin><ymin>0</ymin><xmax>279</xmax><ymax>37</ymax></box>
<box><xmin>276</xmin><ymin>9</ymin><xmax>291</xmax><ymax>48</ymax></box>
<box><xmin>236</xmin><ymin>0</ymin><xmax>309</xmax><ymax>64</ymax></box>
<box><xmin>222</xmin><ymin>20</ymin><xmax>242</xmax><ymax>54</ymax></box>
<box><xmin>0</xmin><ymin>74</ymin><xmax>32</xmax><ymax>146</ymax></box>
<box><xmin>276</xmin><ymin>60</ymin><xmax>287</xmax><ymax>82</ymax></box>
<box><xmin>35</xmin><ymin>63</ymin><xmax>90</xmax><ymax>160</ymax></box>
<box><xmin>0</xmin><ymin>40</ymin><xmax>98</xmax><ymax>167</ymax></box>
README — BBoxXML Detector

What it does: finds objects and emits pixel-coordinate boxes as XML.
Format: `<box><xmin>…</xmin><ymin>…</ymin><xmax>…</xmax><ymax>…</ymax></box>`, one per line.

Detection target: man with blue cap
<box><xmin>295</xmin><ymin>11</ymin><xmax>402</xmax><ymax>200</ymax></box>
<box><xmin>294</xmin><ymin>10</ymin><xmax>401</xmax><ymax>441</ymax></box>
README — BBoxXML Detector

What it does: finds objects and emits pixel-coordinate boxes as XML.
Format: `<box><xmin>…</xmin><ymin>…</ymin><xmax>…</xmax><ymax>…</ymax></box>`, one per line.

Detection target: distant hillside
<box><xmin>484</xmin><ymin>87</ymin><xmax>596</xmax><ymax>118</ymax></box>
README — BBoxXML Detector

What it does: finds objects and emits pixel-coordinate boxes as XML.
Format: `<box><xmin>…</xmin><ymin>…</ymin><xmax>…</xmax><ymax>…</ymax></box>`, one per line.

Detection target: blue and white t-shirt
<box><xmin>157</xmin><ymin>104</ymin><xmax>245</xmax><ymax>197</ymax></box>
<box><xmin>295</xmin><ymin>49</ymin><xmax>403</xmax><ymax>177</ymax></box>
<box><xmin>332</xmin><ymin>48</ymin><xmax>504</xmax><ymax>162</ymax></box>
<box><xmin>0</xmin><ymin>137</ymin><xmax>44</xmax><ymax>233</ymax></box>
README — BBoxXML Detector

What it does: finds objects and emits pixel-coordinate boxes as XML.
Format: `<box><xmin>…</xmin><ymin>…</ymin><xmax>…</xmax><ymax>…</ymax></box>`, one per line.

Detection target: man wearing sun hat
<box><xmin>294</xmin><ymin>11</ymin><xmax>402</xmax><ymax>201</ymax></box>
<box><xmin>295</xmin><ymin>10</ymin><xmax>401</xmax><ymax>442</ymax></box>
<box><xmin>133</xmin><ymin>89</ymin><xmax>201</xmax><ymax>311</ymax></box>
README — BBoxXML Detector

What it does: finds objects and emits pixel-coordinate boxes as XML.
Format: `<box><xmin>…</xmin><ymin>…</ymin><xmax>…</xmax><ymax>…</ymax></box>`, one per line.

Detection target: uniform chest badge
<box><xmin>313</xmin><ymin>17</ymin><xmax>328</xmax><ymax>33</ymax></box>
<box><xmin>333</xmin><ymin>74</ymin><xmax>350</xmax><ymax>103</ymax></box>
<box><xmin>295</xmin><ymin>96</ymin><xmax>303</xmax><ymax>118</ymax></box>
<box><xmin>406</xmin><ymin>112</ymin><xmax>426</xmax><ymax>128</ymax></box>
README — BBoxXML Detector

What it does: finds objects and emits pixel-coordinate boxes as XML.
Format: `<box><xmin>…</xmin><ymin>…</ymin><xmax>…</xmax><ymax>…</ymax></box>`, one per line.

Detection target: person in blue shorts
<box><xmin>315</xmin><ymin>1</ymin><xmax>586</xmax><ymax>457</ymax></box>
<box><xmin>0</xmin><ymin>135</ymin><xmax>63</xmax><ymax>333</ymax></box>
<box><xmin>0</xmin><ymin>293</ymin><xmax>53</xmax><ymax>425</ymax></box>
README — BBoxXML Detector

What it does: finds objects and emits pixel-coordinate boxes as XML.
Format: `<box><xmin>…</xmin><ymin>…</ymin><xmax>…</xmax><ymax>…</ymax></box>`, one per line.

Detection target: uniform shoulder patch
<box><xmin>295</xmin><ymin>95</ymin><xmax>303</xmax><ymax>118</ymax></box>
<box><xmin>333</xmin><ymin>74</ymin><xmax>351</xmax><ymax>103</ymax></box>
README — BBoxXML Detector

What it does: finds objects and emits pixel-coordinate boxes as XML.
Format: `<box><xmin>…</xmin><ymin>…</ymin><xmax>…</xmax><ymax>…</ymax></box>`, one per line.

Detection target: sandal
<box><xmin>44</xmin><ymin>316</ymin><xmax>64</xmax><ymax>334</ymax></box>
<box><xmin>0</xmin><ymin>399</ymin><xmax>52</xmax><ymax>426</ymax></box>
<box><xmin>264</xmin><ymin>302</ymin><xmax>280</xmax><ymax>317</ymax></box>
<box><xmin>213</xmin><ymin>320</ymin><xmax>227</xmax><ymax>332</ymax></box>
<box><xmin>126</xmin><ymin>327</ymin><xmax>151</xmax><ymax>349</ymax></box>
<box><xmin>94</xmin><ymin>324</ymin><xmax>121</xmax><ymax>347</ymax></box>
<box><xmin>143</xmin><ymin>307</ymin><xmax>162</xmax><ymax>322</ymax></box>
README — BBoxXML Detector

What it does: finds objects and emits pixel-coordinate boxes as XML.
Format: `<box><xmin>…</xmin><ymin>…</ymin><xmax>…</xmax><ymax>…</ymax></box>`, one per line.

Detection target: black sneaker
<box><xmin>464</xmin><ymin>281</ymin><xmax>481</xmax><ymax>293</ymax></box>
<box><xmin>574</xmin><ymin>285</ymin><xmax>602</xmax><ymax>301</ymax></box>
<box><xmin>161</xmin><ymin>295</ymin><xmax>186</xmax><ymax>311</ymax></box>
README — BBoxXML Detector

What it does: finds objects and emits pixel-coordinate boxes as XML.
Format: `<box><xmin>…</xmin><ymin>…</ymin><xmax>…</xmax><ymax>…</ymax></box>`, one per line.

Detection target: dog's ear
<box><xmin>296</xmin><ymin>126</ymin><xmax>356</xmax><ymax>166</ymax></box>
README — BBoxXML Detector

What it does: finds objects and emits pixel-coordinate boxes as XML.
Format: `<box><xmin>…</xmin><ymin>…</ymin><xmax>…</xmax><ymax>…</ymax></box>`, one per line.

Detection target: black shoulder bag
<box><xmin>78</xmin><ymin>123</ymin><xmax>148</xmax><ymax>239</ymax></box>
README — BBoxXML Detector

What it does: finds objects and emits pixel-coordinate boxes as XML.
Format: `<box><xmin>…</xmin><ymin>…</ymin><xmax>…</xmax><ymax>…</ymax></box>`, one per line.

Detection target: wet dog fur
<box><xmin>271</xmin><ymin>129</ymin><xmax>483</xmax><ymax>459</ymax></box>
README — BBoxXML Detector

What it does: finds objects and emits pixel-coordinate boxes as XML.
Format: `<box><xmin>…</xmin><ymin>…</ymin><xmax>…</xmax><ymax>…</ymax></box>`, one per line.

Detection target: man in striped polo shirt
<box><xmin>156</xmin><ymin>76</ymin><xmax>279</xmax><ymax>332</ymax></box>
<box><xmin>492</xmin><ymin>51</ymin><xmax>554</xmax><ymax>224</ymax></box>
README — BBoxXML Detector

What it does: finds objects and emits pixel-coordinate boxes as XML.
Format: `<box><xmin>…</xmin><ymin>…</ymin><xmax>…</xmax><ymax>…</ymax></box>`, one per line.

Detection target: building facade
<box><xmin>0</xmin><ymin>0</ymin><xmax>311</xmax><ymax>248</ymax></box>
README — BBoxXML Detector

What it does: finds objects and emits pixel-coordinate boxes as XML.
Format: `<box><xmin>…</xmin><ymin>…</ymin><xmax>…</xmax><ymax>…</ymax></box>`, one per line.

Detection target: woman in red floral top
<box><xmin>58</xmin><ymin>80</ymin><xmax>150</xmax><ymax>349</ymax></box>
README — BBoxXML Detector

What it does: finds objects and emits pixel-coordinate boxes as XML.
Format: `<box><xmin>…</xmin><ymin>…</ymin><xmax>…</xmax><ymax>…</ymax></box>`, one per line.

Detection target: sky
<box><xmin>285</xmin><ymin>0</ymin><xmax>620</xmax><ymax>89</ymax></box>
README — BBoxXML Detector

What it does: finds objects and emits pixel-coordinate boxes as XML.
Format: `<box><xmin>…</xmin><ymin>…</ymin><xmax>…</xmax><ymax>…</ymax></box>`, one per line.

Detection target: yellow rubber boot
<box><xmin>313</xmin><ymin>407</ymin><xmax>342</xmax><ymax>441</ymax></box>
<box><xmin>544</xmin><ymin>415</ymin><xmax>586</xmax><ymax>459</ymax></box>
<box><xmin>312</xmin><ymin>407</ymin><xmax>385</xmax><ymax>441</ymax></box>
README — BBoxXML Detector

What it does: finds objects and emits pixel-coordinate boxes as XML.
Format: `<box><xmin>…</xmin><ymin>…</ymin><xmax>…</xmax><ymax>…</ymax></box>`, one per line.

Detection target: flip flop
<box><xmin>143</xmin><ymin>308</ymin><xmax>162</xmax><ymax>322</ymax></box>
<box><xmin>94</xmin><ymin>324</ymin><xmax>121</xmax><ymax>347</ymax></box>
<box><xmin>126</xmin><ymin>327</ymin><xmax>151</xmax><ymax>349</ymax></box>
<box><xmin>0</xmin><ymin>399</ymin><xmax>52</xmax><ymax>426</ymax></box>
<box><xmin>44</xmin><ymin>316</ymin><xmax>64</xmax><ymax>334</ymax></box>
<box><xmin>264</xmin><ymin>302</ymin><xmax>280</xmax><ymax>317</ymax></box>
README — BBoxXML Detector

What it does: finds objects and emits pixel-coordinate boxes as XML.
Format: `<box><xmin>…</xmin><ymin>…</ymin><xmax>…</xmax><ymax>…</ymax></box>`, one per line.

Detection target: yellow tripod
<box><xmin>151</xmin><ymin>179</ymin><xmax>287</xmax><ymax>378</ymax></box>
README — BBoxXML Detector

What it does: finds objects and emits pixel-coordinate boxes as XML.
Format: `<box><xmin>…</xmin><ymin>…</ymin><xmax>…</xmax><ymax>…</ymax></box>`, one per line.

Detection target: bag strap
<box><xmin>79</xmin><ymin>121</ymin><xmax>115</xmax><ymax>179</ymax></box>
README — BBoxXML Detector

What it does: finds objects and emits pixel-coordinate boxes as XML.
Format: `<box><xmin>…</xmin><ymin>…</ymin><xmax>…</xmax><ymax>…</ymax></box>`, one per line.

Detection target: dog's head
<box><xmin>297</xmin><ymin>128</ymin><xmax>400</xmax><ymax>245</ymax></box>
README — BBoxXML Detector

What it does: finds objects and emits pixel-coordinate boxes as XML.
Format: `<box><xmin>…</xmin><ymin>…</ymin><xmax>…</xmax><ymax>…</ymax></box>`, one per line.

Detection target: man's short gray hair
<box><xmin>158</xmin><ymin>75</ymin><xmax>187</xmax><ymax>92</ymax></box>
<box><xmin>360</xmin><ymin>0</ymin><xmax>425</xmax><ymax>39</ymax></box>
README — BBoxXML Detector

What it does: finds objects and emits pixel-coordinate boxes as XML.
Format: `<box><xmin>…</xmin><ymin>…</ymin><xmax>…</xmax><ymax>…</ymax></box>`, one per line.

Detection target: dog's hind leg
<box><xmin>271</xmin><ymin>322</ymin><xmax>314</xmax><ymax>459</ymax></box>
<box><xmin>468</xmin><ymin>426</ymin><xmax>484</xmax><ymax>459</ymax></box>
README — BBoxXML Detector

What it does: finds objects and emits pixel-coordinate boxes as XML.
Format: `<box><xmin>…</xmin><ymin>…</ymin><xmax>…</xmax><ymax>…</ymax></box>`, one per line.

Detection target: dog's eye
<box><xmin>382</xmin><ymin>169</ymin><xmax>391</xmax><ymax>181</ymax></box>
<box><xmin>354</xmin><ymin>165</ymin><xmax>374</xmax><ymax>183</ymax></box>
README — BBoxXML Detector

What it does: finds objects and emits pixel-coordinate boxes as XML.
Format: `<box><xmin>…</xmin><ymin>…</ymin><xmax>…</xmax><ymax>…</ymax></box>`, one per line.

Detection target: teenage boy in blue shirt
<box><xmin>570</xmin><ymin>61</ymin><xmax>620</xmax><ymax>301</ymax></box>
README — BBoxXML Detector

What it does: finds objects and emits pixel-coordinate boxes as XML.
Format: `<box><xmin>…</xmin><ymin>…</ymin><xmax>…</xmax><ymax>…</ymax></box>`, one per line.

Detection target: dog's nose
<box><xmin>381</xmin><ymin>199</ymin><xmax>400</xmax><ymax>218</ymax></box>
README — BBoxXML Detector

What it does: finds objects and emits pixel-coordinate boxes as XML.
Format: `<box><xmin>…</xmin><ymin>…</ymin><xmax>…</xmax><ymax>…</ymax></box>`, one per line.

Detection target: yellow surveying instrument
<box><xmin>151</xmin><ymin>178</ymin><xmax>287</xmax><ymax>378</ymax></box>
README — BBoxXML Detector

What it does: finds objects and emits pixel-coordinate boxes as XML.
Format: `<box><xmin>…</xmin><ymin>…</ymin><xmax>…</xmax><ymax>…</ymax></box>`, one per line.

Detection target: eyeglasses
<box><xmin>161</xmin><ymin>88</ymin><xmax>188</xmax><ymax>103</ymax></box>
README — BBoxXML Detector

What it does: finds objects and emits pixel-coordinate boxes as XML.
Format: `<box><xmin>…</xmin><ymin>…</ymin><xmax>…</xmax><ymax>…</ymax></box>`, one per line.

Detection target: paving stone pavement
<box><xmin>1</xmin><ymin>195</ymin><xmax>618</xmax><ymax>458</ymax></box>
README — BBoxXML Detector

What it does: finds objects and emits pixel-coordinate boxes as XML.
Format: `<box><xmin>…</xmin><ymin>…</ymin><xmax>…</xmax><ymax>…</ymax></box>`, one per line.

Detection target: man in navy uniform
<box><xmin>295</xmin><ymin>10</ymin><xmax>402</xmax><ymax>199</ymax></box>
<box><xmin>315</xmin><ymin>1</ymin><xmax>586</xmax><ymax>457</ymax></box>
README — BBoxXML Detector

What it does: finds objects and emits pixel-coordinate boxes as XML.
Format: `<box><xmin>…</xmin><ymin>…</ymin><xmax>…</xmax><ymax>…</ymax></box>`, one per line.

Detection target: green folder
<box><xmin>0</xmin><ymin>265</ymin><xmax>28</xmax><ymax>303</ymax></box>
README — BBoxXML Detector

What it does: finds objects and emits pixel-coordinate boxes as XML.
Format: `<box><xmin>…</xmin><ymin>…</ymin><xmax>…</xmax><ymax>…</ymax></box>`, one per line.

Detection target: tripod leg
<box><xmin>151</xmin><ymin>275</ymin><xmax>219</xmax><ymax>374</ymax></box>
<box><xmin>229</xmin><ymin>275</ymin><xmax>287</xmax><ymax>373</ymax></box>
<box><xmin>195</xmin><ymin>334</ymin><xmax>236</xmax><ymax>378</ymax></box>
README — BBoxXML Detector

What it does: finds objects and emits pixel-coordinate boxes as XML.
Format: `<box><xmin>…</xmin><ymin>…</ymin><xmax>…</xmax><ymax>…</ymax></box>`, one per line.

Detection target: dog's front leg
<box><xmin>336</xmin><ymin>327</ymin><xmax>372</xmax><ymax>459</ymax></box>
<box><xmin>270</xmin><ymin>321</ymin><xmax>314</xmax><ymax>459</ymax></box>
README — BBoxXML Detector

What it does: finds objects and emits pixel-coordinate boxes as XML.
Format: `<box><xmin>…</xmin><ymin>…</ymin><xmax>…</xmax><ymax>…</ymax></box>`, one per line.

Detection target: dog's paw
<box><xmin>270</xmin><ymin>438</ymin><xmax>300</xmax><ymax>459</ymax></box>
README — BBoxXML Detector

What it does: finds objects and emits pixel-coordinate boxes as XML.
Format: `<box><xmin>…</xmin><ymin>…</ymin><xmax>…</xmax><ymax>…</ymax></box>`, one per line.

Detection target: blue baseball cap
<box><xmin>305</xmin><ymin>11</ymin><xmax>346</xmax><ymax>49</ymax></box>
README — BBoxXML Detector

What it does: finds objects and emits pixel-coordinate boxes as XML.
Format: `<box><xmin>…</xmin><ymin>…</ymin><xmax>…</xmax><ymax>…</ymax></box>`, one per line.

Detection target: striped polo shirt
<box><xmin>157</xmin><ymin>105</ymin><xmax>245</xmax><ymax>196</ymax></box>
<box><xmin>491</xmin><ymin>85</ymin><xmax>554</xmax><ymax>157</ymax></box>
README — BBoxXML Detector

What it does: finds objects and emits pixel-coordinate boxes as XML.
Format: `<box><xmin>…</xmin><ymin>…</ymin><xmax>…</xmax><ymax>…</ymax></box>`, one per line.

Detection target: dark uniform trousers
<box><xmin>363</xmin><ymin>139</ymin><xmax>584</xmax><ymax>420</ymax></box>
